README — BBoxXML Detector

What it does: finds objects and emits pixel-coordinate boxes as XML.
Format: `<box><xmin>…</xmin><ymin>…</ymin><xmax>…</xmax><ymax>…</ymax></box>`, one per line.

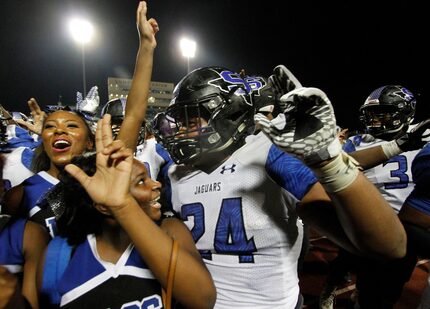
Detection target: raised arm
<box><xmin>255</xmin><ymin>86</ymin><xmax>406</xmax><ymax>259</ymax></box>
<box><xmin>117</xmin><ymin>1</ymin><xmax>159</xmax><ymax>151</ymax></box>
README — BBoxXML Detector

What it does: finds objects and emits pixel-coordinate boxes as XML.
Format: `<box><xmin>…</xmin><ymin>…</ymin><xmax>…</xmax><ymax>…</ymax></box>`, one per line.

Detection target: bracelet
<box><xmin>311</xmin><ymin>151</ymin><xmax>361</xmax><ymax>193</ymax></box>
<box><xmin>381</xmin><ymin>140</ymin><xmax>402</xmax><ymax>159</ymax></box>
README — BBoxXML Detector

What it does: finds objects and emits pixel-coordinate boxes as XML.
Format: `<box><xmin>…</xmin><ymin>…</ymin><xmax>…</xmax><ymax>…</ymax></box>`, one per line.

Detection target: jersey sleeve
<box><xmin>156</xmin><ymin>143</ymin><xmax>174</xmax><ymax>181</ymax></box>
<box><xmin>406</xmin><ymin>143</ymin><xmax>430</xmax><ymax>215</ymax></box>
<box><xmin>411</xmin><ymin>143</ymin><xmax>430</xmax><ymax>188</ymax></box>
<box><xmin>265</xmin><ymin>144</ymin><xmax>317</xmax><ymax>200</ymax></box>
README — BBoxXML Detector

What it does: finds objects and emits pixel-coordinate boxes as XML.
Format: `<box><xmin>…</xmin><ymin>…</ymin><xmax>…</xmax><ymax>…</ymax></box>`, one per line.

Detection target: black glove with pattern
<box><xmin>396</xmin><ymin>118</ymin><xmax>430</xmax><ymax>151</ymax></box>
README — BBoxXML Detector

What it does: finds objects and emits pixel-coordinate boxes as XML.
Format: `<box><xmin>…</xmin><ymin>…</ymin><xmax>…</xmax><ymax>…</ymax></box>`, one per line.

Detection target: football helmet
<box><xmin>154</xmin><ymin>66</ymin><xmax>255</xmax><ymax>165</ymax></box>
<box><xmin>100</xmin><ymin>97</ymin><xmax>146</xmax><ymax>145</ymax></box>
<box><xmin>359</xmin><ymin>85</ymin><xmax>416</xmax><ymax>139</ymax></box>
<box><xmin>100</xmin><ymin>98</ymin><xmax>127</xmax><ymax>123</ymax></box>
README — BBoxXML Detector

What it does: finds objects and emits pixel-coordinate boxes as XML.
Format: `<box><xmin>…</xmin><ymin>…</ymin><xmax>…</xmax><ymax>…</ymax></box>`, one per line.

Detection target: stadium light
<box><xmin>69</xmin><ymin>18</ymin><xmax>94</xmax><ymax>95</ymax></box>
<box><xmin>180</xmin><ymin>38</ymin><xmax>196</xmax><ymax>73</ymax></box>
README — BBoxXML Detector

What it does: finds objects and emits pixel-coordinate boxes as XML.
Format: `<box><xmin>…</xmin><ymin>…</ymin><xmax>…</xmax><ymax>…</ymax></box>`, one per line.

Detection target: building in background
<box><xmin>107</xmin><ymin>77</ymin><xmax>174</xmax><ymax>121</ymax></box>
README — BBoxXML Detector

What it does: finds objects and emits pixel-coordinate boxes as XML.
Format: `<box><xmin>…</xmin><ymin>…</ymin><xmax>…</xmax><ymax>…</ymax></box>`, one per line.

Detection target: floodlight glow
<box><xmin>180</xmin><ymin>38</ymin><xmax>196</xmax><ymax>58</ymax></box>
<box><xmin>69</xmin><ymin>18</ymin><xmax>94</xmax><ymax>44</ymax></box>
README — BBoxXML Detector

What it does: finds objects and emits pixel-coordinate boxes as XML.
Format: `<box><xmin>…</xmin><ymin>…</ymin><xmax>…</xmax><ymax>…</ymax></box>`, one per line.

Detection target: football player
<box><xmin>154</xmin><ymin>66</ymin><xmax>406</xmax><ymax>308</ymax></box>
<box><xmin>320</xmin><ymin>85</ymin><xmax>430</xmax><ymax>308</ymax></box>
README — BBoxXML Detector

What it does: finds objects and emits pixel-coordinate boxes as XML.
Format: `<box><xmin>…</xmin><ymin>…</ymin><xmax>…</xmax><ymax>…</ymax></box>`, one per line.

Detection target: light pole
<box><xmin>69</xmin><ymin>18</ymin><xmax>94</xmax><ymax>95</ymax></box>
<box><xmin>180</xmin><ymin>38</ymin><xmax>196</xmax><ymax>73</ymax></box>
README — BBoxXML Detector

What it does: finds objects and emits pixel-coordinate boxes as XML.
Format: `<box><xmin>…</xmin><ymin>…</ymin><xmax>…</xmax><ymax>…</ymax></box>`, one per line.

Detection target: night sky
<box><xmin>1</xmin><ymin>1</ymin><xmax>427</xmax><ymax>130</ymax></box>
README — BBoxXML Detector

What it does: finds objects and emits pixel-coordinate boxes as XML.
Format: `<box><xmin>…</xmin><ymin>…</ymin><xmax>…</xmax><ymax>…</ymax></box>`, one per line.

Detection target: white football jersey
<box><xmin>167</xmin><ymin>133</ymin><xmax>317</xmax><ymax>308</ymax></box>
<box><xmin>348</xmin><ymin>127</ymin><xmax>428</xmax><ymax>213</ymax></box>
<box><xmin>134</xmin><ymin>138</ymin><xmax>172</xmax><ymax>181</ymax></box>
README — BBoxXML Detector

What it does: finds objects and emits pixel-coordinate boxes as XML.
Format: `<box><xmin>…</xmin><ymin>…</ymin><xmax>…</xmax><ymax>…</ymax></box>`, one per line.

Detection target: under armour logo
<box><xmin>220</xmin><ymin>164</ymin><xmax>236</xmax><ymax>174</ymax></box>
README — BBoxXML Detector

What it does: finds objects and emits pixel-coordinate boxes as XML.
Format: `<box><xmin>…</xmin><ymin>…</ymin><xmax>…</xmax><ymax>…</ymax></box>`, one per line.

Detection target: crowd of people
<box><xmin>1</xmin><ymin>1</ymin><xmax>430</xmax><ymax>309</ymax></box>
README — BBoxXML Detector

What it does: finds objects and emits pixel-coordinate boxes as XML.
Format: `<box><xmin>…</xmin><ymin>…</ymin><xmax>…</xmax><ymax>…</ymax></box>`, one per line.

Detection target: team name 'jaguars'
<box><xmin>194</xmin><ymin>182</ymin><xmax>221</xmax><ymax>195</ymax></box>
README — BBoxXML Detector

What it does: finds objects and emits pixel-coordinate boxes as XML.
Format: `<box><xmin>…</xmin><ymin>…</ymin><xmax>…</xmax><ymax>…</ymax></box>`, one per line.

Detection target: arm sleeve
<box><xmin>265</xmin><ymin>144</ymin><xmax>318</xmax><ymax>200</ymax></box>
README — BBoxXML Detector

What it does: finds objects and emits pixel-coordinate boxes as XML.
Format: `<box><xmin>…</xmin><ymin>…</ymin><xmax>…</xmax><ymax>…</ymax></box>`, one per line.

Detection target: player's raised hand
<box><xmin>254</xmin><ymin>87</ymin><xmax>341</xmax><ymax>165</ymax></box>
<box><xmin>268</xmin><ymin>65</ymin><xmax>302</xmax><ymax>95</ymax></box>
<box><xmin>395</xmin><ymin>118</ymin><xmax>430</xmax><ymax>151</ymax></box>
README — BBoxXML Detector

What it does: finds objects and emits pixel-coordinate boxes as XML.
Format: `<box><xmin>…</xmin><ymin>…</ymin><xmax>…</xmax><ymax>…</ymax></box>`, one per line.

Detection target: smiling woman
<box><xmin>2</xmin><ymin>109</ymin><xmax>95</xmax><ymax>237</ymax></box>
<box><xmin>37</xmin><ymin>115</ymin><xmax>215</xmax><ymax>309</ymax></box>
<box><xmin>34</xmin><ymin>110</ymin><xmax>94</xmax><ymax>175</ymax></box>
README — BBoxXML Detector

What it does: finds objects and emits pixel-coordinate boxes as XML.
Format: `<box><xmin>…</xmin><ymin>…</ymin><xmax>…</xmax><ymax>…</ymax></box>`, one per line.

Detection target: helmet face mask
<box><xmin>155</xmin><ymin>67</ymin><xmax>254</xmax><ymax>165</ymax></box>
<box><xmin>359</xmin><ymin>85</ymin><xmax>416</xmax><ymax>139</ymax></box>
<box><xmin>360</xmin><ymin>105</ymin><xmax>402</xmax><ymax>135</ymax></box>
<box><xmin>160</xmin><ymin>96</ymin><xmax>230</xmax><ymax>165</ymax></box>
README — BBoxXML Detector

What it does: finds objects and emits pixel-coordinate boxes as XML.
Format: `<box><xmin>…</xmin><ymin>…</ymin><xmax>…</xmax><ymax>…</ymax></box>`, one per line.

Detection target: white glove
<box><xmin>254</xmin><ymin>87</ymin><xmax>341</xmax><ymax>165</ymax></box>
<box><xmin>76</xmin><ymin>86</ymin><xmax>100</xmax><ymax>115</ymax></box>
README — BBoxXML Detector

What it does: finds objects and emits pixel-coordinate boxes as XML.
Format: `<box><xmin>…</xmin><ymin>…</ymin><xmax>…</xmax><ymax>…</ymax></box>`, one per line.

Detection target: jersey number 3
<box><xmin>383</xmin><ymin>155</ymin><xmax>409</xmax><ymax>189</ymax></box>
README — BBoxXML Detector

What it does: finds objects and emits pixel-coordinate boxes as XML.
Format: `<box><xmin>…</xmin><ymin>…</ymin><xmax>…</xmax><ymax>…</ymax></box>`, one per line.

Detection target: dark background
<box><xmin>1</xmin><ymin>1</ymin><xmax>427</xmax><ymax>131</ymax></box>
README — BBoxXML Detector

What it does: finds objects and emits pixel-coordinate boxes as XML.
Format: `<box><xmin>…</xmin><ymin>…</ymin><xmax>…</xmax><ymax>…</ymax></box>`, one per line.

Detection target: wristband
<box><xmin>311</xmin><ymin>151</ymin><xmax>361</xmax><ymax>193</ymax></box>
<box><xmin>381</xmin><ymin>140</ymin><xmax>402</xmax><ymax>159</ymax></box>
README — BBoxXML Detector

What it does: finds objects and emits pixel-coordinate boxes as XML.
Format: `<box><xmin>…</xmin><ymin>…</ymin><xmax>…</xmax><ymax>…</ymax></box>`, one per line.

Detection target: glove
<box><xmin>268</xmin><ymin>64</ymin><xmax>303</xmax><ymax>96</ymax></box>
<box><xmin>395</xmin><ymin>118</ymin><xmax>430</xmax><ymax>151</ymax></box>
<box><xmin>268</xmin><ymin>65</ymin><xmax>304</xmax><ymax>114</ymax></box>
<box><xmin>254</xmin><ymin>87</ymin><xmax>341</xmax><ymax>165</ymax></box>
<box><xmin>76</xmin><ymin>86</ymin><xmax>100</xmax><ymax>115</ymax></box>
